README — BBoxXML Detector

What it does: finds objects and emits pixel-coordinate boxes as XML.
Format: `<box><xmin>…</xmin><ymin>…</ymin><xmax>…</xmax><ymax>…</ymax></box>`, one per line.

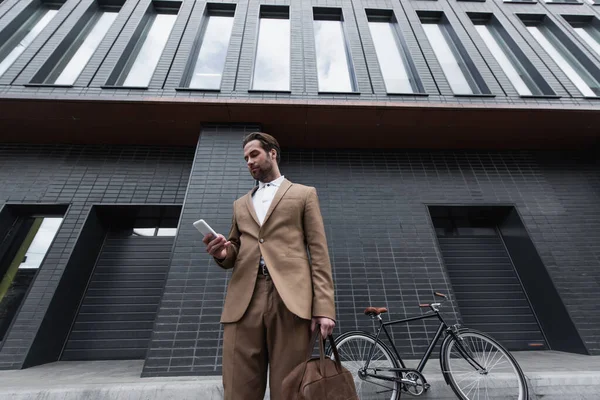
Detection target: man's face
<box><xmin>244</xmin><ymin>140</ymin><xmax>276</xmax><ymax>181</ymax></box>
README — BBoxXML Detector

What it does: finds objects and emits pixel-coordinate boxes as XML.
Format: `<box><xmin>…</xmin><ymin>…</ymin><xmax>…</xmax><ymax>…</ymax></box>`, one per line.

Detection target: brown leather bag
<box><xmin>282</xmin><ymin>328</ymin><xmax>359</xmax><ymax>400</ymax></box>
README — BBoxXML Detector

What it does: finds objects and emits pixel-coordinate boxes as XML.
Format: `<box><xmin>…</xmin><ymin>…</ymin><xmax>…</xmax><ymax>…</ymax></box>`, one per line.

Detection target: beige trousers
<box><xmin>222</xmin><ymin>274</ymin><xmax>311</xmax><ymax>400</ymax></box>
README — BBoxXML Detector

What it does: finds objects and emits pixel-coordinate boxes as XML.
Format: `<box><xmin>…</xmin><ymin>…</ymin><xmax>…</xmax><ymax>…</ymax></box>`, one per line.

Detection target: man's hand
<box><xmin>203</xmin><ymin>233</ymin><xmax>231</xmax><ymax>260</ymax></box>
<box><xmin>311</xmin><ymin>316</ymin><xmax>335</xmax><ymax>338</ymax></box>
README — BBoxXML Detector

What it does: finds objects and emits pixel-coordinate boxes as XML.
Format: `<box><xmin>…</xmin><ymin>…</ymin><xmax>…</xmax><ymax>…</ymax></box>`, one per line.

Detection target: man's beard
<box><xmin>252</xmin><ymin>162</ymin><xmax>272</xmax><ymax>182</ymax></box>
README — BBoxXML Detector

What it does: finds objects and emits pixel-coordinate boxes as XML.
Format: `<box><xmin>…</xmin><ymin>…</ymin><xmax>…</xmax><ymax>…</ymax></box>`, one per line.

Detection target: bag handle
<box><xmin>325</xmin><ymin>332</ymin><xmax>343</xmax><ymax>374</ymax></box>
<box><xmin>294</xmin><ymin>326</ymin><xmax>344</xmax><ymax>397</ymax></box>
<box><xmin>306</xmin><ymin>325</ymin><xmax>343</xmax><ymax>375</ymax></box>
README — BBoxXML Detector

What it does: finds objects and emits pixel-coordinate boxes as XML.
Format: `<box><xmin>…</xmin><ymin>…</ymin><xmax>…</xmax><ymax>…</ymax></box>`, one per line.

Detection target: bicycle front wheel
<box><xmin>442</xmin><ymin>329</ymin><xmax>528</xmax><ymax>400</ymax></box>
<box><xmin>328</xmin><ymin>332</ymin><xmax>400</xmax><ymax>400</ymax></box>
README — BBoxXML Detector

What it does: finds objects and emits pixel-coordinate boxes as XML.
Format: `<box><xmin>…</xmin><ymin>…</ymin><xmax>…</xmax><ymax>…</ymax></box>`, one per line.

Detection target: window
<box><xmin>470</xmin><ymin>14</ymin><xmax>553</xmax><ymax>96</ymax></box>
<box><xmin>419</xmin><ymin>12</ymin><xmax>490</xmax><ymax>95</ymax></box>
<box><xmin>33</xmin><ymin>8</ymin><xmax>119</xmax><ymax>85</ymax></box>
<box><xmin>252</xmin><ymin>6</ymin><xmax>290</xmax><ymax>91</ymax></box>
<box><xmin>366</xmin><ymin>9</ymin><xmax>422</xmax><ymax>94</ymax></box>
<box><xmin>130</xmin><ymin>214</ymin><xmax>178</xmax><ymax>237</ymax></box>
<box><xmin>544</xmin><ymin>0</ymin><xmax>580</xmax><ymax>3</ymax></box>
<box><xmin>565</xmin><ymin>17</ymin><xmax>600</xmax><ymax>57</ymax></box>
<box><xmin>185</xmin><ymin>4</ymin><xmax>235</xmax><ymax>89</ymax></box>
<box><xmin>313</xmin><ymin>8</ymin><xmax>357</xmax><ymax>93</ymax></box>
<box><xmin>0</xmin><ymin>4</ymin><xmax>62</xmax><ymax>78</ymax></box>
<box><xmin>0</xmin><ymin>215</ymin><xmax>63</xmax><ymax>342</ymax></box>
<box><xmin>132</xmin><ymin>228</ymin><xmax>176</xmax><ymax>236</ymax></box>
<box><xmin>521</xmin><ymin>15</ymin><xmax>600</xmax><ymax>97</ymax></box>
<box><xmin>106</xmin><ymin>2</ymin><xmax>179</xmax><ymax>87</ymax></box>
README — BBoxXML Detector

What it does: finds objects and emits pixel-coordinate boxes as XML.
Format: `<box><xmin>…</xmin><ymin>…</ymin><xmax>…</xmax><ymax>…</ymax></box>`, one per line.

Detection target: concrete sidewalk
<box><xmin>0</xmin><ymin>351</ymin><xmax>598</xmax><ymax>399</ymax></box>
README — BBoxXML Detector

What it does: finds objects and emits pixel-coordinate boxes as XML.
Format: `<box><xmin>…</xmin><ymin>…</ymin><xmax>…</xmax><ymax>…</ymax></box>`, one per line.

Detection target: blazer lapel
<box><xmin>261</xmin><ymin>179</ymin><xmax>293</xmax><ymax>227</ymax></box>
<box><xmin>245</xmin><ymin>186</ymin><xmax>261</xmax><ymax>227</ymax></box>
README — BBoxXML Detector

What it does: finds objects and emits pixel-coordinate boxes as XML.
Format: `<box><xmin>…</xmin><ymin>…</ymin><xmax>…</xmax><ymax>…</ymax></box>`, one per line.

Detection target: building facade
<box><xmin>0</xmin><ymin>0</ymin><xmax>598</xmax><ymax>378</ymax></box>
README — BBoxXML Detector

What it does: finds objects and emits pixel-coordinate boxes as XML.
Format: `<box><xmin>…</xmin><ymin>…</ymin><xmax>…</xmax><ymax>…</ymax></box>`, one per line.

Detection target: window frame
<box><xmin>103</xmin><ymin>1</ymin><xmax>181</xmax><ymax>89</ymax></box>
<box><xmin>0</xmin><ymin>1</ymin><xmax>64</xmax><ymax>79</ymax></box>
<box><xmin>29</xmin><ymin>3</ymin><xmax>121</xmax><ymax>86</ymax></box>
<box><xmin>366</xmin><ymin>9</ymin><xmax>425</xmax><ymax>95</ymax></box>
<box><xmin>418</xmin><ymin>11</ymin><xmax>492</xmax><ymax>96</ymax></box>
<box><xmin>180</xmin><ymin>2</ymin><xmax>236</xmax><ymax>91</ymax></box>
<box><xmin>312</xmin><ymin>7</ymin><xmax>359</xmax><ymax>94</ymax></box>
<box><xmin>0</xmin><ymin>204</ymin><xmax>67</xmax><ymax>345</ymax></box>
<box><xmin>519</xmin><ymin>14</ymin><xmax>600</xmax><ymax>98</ymax></box>
<box><xmin>468</xmin><ymin>12</ymin><xmax>556</xmax><ymax>97</ymax></box>
<box><xmin>249</xmin><ymin>4</ymin><xmax>292</xmax><ymax>92</ymax></box>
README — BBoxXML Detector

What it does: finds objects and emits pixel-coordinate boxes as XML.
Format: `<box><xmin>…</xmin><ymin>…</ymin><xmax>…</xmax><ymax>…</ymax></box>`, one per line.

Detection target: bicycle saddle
<box><xmin>364</xmin><ymin>307</ymin><xmax>388</xmax><ymax>316</ymax></box>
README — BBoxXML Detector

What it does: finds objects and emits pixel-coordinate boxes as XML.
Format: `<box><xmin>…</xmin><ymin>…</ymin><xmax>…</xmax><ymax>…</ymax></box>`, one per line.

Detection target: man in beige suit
<box><xmin>203</xmin><ymin>132</ymin><xmax>335</xmax><ymax>400</ymax></box>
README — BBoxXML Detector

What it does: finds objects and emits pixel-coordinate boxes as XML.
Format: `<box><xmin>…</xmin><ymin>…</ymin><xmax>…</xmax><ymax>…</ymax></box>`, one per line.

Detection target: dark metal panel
<box><xmin>437</xmin><ymin>235</ymin><xmax>546</xmax><ymax>351</ymax></box>
<box><xmin>62</xmin><ymin>235</ymin><xmax>173</xmax><ymax>361</ymax></box>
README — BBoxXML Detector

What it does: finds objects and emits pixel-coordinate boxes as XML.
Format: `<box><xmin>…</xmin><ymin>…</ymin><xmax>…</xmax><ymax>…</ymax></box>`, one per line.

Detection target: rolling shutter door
<box><xmin>438</xmin><ymin>234</ymin><xmax>546</xmax><ymax>351</ymax></box>
<box><xmin>62</xmin><ymin>234</ymin><xmax>172</xmax><ymax>360</ymax></box>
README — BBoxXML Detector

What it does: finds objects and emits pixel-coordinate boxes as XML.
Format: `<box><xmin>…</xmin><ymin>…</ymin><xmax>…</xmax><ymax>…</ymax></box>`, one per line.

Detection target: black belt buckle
<box><xmin>261</xmin><ymin>264</ymin><xmax>269</xmax><ymax>276</ymax></box>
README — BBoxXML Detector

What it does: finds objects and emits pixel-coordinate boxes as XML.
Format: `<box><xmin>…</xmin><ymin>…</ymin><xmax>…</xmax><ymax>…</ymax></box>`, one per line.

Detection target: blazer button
<box><xmin>259</xmin><ymin>238</ymin><xmax>264</xmax><ymax>243</ymax></box>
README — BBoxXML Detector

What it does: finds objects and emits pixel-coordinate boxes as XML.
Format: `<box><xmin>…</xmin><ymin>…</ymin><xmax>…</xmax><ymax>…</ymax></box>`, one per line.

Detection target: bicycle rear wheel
<box><xmin>328</xmin><ymin>332</ymin><xmax>400</xmax><ymax>400</ymax></box>
<box><xmin>442</xmin><ymin>329</ymin><xmax>528</xmax><ymax>400</ymax></box>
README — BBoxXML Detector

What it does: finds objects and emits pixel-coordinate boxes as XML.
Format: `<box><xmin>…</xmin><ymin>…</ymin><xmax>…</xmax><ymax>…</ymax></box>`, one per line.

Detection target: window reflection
<box><xmin>526</xmin><ymin>24</ymin><xmax>599</xmax><ymax>97</ymax></box>
<box><xmin>422</xmin><ymin>22</ymin><xmax>473</xmax><ymax>95</ymax></box>
<box><xmin>0</xmin><ymin>216</ymin><xmax>62</xmax><ymax>341</ymax></box>
<box><xmin>572</xmin><ymin>27</ymin><xmax>600</xmax><ymax>57</ymax></box>
<box><xmin>368</xmin><ymin>20</ymin><xmax>414</xmax><ymax>93</ymax></box>
<box><xmin>253</xmin><ymin>14</ymin><xmax>290</xmax><ymax>91</ymax></box>
<box><xmin>189</xmin><ymin>13</ymin><xmax>234</xmax><ymax>89</ymax></box>
<box><xmin>0</xmin><ymin>8</ymin><xmax>59</xmax><ymax>78</ymax></box>
<box><xmin>132</xmin><ymin>227</ymin><xmax>177</xmax><ymax>237</ymax></box>
<box><xmin>313</xmin><ymin>9</ymin><xmax>356</xmax><ymax>93</ymax></box>
<box><xmin>18</xmin><ymin>218</ymin><xmax>62</xmax><ymax>269</ymax></box>
<box><xmin>122</xmin><ymin>13</ymin><xmax>177</xmax><ymax>87</ymax></box>
<box><xmin>475</xmin><ymin>24</ymin><xmax>533</xmax><ymax>95</ymax></box>
<box><xmin>52</xmin><ymin>11</ymin><xmax>118</xmax><ymax>85</ymax></box>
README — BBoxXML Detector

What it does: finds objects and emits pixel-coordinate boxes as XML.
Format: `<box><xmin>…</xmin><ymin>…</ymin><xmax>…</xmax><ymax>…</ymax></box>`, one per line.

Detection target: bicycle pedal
<box><xmin>424</xmin><ymin>383</ymin><xmax>431</xmax><ymax>390</ymax></box>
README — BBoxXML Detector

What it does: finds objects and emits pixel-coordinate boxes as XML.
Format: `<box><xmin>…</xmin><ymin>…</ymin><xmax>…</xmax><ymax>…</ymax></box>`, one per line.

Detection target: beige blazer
<box><xmin>216</xmin><ymin>179</ymin><xmax>335</xmax><ymax>323</ymax></box>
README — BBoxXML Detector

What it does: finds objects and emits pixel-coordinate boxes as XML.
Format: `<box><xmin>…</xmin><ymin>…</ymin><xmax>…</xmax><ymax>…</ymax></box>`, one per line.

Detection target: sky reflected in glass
<box><xmin>189</xmin><ymin>15</ymin><xmax>234</xmax><ymax>89</ymax></box>
<box><xmin>475</xmin><ymin>25</ymin><xmax>532</xmax><ymax>96</ymax></box>
<box><xmin>368</xmin><ymin>21</ymin><xmax>413</xmax><ymax>93</ymax></box>
<box><xmin>55</xmin><ymin>12</ymin><xmax>118</xmax><ymax>85</ymax></box>
<box><xmin>528</xmin><ymin>26</ymin><xmax>596</xmax><ymax>97</ymax></box>
<box><xmin>422</xmin><ymin>23</ymin><xmax>472</xmax><ymax>95</ymax></box>
<box><xmin>123</xmin><ymin>13</ymin><xmax>177</xmax><ymax>87</ymax></box>
<box><xmin>0</xmin><ymin>9</ymin><xmax>58</xmax><ymax>78</ymax></box>
<box><xmin>19</xmin><ymin>218</ymin><xmax>62</xmax><ymax>269</ymax></box>
<box><xmin>252</xmin><ymin>18</ymin><xmax>290</xmax><ymax>90</ymax></box>
<box><xmin>314</xmin><ymin>20</ymin><xmax>354</xmax><ymax>92</ymax></box>
<box><xmin>573</xmin><ymin>27</ymin><xmax>600</xmax><ymax>57</ymax></box>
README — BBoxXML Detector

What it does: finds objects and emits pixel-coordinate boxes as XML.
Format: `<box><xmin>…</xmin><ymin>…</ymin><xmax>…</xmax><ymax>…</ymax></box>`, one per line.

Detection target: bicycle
<box><xmin>326</xmin><ymin>292</ymin><xmax>528</xmax><ymax>400</ymax></box>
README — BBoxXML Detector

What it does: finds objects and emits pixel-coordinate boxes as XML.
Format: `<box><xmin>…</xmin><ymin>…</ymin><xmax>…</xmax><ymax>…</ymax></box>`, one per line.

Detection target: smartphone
<box><xmin>193</xmin><ymin>219</ymin><xmax>218</xmax><ymax>240</ymax></box>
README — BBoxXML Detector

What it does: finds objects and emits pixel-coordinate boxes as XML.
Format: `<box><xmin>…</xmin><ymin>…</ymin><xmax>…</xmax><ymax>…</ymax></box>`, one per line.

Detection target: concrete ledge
<box><xmin>1</xmin><ymin>352</ymin><xmax>599</xmax><ymax>399</ymax></box>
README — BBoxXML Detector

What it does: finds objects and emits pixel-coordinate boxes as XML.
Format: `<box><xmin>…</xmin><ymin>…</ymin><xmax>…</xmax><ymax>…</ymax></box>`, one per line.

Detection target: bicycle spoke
<box><xmin>333</xmin><ymin>334</ymin><xmax>398</xmax><ymax>400</ymax></box>
<box><xmin>445</xmin><ymin>331</ymin><xmax>527</xmax><ymax>400</ymax></box>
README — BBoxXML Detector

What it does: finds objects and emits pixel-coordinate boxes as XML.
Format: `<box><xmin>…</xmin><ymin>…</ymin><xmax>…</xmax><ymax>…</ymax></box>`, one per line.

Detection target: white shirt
<box><xmin>252</xmin><ymin>175</ymin><xmax>285</xmax><ymax>225</ymax></box>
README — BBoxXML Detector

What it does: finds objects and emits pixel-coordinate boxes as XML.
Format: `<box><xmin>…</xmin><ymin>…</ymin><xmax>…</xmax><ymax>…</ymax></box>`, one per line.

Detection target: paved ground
<box><xmin>0</xmin><ymin>351</ymin><xmax>598</xmax><ymax>399</ymax></box>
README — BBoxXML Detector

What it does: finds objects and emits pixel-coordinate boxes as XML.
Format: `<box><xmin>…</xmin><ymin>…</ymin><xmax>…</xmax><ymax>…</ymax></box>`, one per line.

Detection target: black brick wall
<box><xmin>143</xmin><ymin>125</ymin><xmax>258</xmax><ymax>377</ymax></box>
<box><xmin>143</xmin><ymin>126</ymin><xmax>600</xmax><ymax>377</ymax></box>
<box><xmin>0</xmin><ymin>144</ymin><xmax>194</xmax><ymax>370</ymax></box>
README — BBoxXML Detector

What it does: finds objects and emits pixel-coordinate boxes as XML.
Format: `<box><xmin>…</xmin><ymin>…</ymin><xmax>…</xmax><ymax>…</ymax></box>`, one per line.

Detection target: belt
<box><xmin>259</xmin><ymin>256</ymin><xmax>269</xmax><ymax>276</ymax></box>
<box><xmin>260</xmin><ymin>263</ymin><xmax>270</xmax><ymax>276</ymax></box>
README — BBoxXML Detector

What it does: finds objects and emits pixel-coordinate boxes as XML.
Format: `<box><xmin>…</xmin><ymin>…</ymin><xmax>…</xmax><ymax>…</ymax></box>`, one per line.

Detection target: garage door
<box><xmin>62</xmin><ymin>233</ymin><xmax>173</xmax><ymax>360</ymax></box>
<box><xmin>438</xmin><ymin>233</ymin><xmax>546</xmax><ymax>351</ymax></box>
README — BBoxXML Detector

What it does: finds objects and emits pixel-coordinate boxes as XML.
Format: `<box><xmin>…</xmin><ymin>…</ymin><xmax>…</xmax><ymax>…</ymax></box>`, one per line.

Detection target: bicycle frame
<box><xmin>365</xmin><ymin>310</ymin><xmax>447</xmax><ymax>373</ymax></box>
<box><xmin>363</xmin><ymin>308</ymin><xmax>486</xmax><ymax>379</ymax></box>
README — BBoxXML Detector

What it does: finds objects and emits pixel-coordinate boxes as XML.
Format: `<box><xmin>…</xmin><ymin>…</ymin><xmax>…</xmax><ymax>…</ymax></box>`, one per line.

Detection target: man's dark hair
<box><xmin>243</xmin><ymin>132</ymin><xmax>281</xmax><ymax>164</ymax></box>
